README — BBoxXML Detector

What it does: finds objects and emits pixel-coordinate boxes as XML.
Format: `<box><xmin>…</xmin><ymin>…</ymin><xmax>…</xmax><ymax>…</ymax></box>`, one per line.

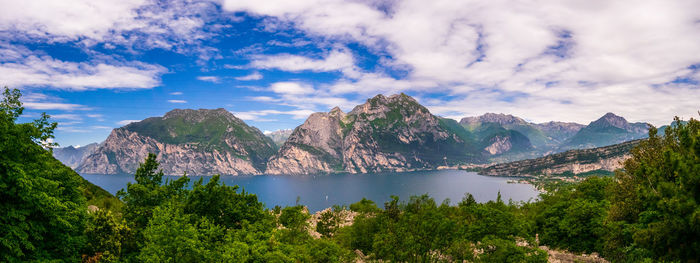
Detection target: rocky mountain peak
<box><xmin>593</xmin><ymin>112</ymin><xmax>628</xmax><ymax>128</ymax></box>
<box><xmin>460</xmin><ymin>113</ymin><xmax>527</xmax><ymax>126</ymax></box>
<box><xmin>329</xmin><ymin>106</ymin><xmax>345</xmax><ymax>118</ymax></box>
<box><xmin>588</xmin><ymin>112</ymin><xmax>648</xmax><ymax>133</ymax></box>
<box><xmin>266</xmin><ymin>93</ymin><xmax>480</xmax><ymax>175</ymax></box>
<box><xmin>161</xmin><ymin>108</ymin><xmax>237</xmax><ymax>123</ymax></box>
<box><xmin>78</xmin><ymin>108</ymin><xmax>276</xmax><ymax>175</ymax></box>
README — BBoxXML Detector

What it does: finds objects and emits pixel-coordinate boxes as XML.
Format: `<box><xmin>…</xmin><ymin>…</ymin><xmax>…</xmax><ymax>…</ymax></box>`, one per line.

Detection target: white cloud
<box><xmin>250</xmin><ymin>49</ymin><xmax>355</xmax><ymax>74</ymax></box>
<box><xmin>116</xmin><ymin>119</ymin><xmax>139</xmax><ymax>126</ymax></box>
<box><xmin>197</xmin><ymin>76</ymin><xmax>220</xmax><ymax>83</ymax></box>
<box><xmin>23</xmin><ymin>102</ymin><xmax>89</xmax><ymax>111</ymax></box>
<box><xmin>0</xmin><ymin>0</ymin><xmax>146</xmax><ymax>41</ymax></box>
<box><xmin>169</xmin><ymin>91</ymin><xmax>183</xmax><ymax>95</ymax></box>
<box><xmin>222</xmin><ymin>0</ymin><xmax>700</xmax><ymax>125</ymax></box>
<box><xmin>0</xmin><ymin>0</ymin><xmax>220</xmax><ymax>53</ymax></box>
<box><xmin>0</xmin><ymin>44</ymin><xmax>167</xmax><ymax>90</ymax></box>
<box><xmin>269</xmin><ymin>82</ymin><xmax>315</xmax><ymax>95</ymax></box>
<box><xmin>232</xmin><ymin>109</ymin><xmax>316</xmax><ymax>121</ymax></box>
<box><xmin>235</xmin><ymin>71</ymin><xmax>263</xmax><ymax>81</ymax></box>
<box><xmin>19</xmin><ymin>91</ymin><xmax>91</xmax><ymax>110</ymax></box>
<box><xmin>168</xmin><ymin>99</ymin><xmax>187</xmax><ymax>103</ymax></box>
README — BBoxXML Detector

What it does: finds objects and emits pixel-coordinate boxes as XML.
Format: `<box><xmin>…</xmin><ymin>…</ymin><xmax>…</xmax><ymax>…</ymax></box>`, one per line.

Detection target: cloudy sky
<box><xmin>1</xmin><ymin>0</ymin><xmax>699</xmax><ymax>146</ymax></box>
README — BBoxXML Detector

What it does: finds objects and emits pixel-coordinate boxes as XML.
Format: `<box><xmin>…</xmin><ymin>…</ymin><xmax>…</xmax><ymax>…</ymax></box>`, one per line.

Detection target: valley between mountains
<box><xmin>59</xmin><ymin>94</ymin><xmax>652</xmax><ymax>176</ymax></box>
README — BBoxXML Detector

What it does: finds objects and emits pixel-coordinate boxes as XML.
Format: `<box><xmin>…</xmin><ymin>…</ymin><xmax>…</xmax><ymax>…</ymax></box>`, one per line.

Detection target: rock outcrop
<box><xmin>78</xmin><ymin>108</ymin><xmax>276</xmax><ymax>175</ymax></box>
<box><xmin>266</xmin><ymin>94</ymin><xmax>481</xmax><ymax>175</ymax></box>
<box><xmin>480</xmin><ymin>139</ymin><xmax>641</xmax><ymax>177</ymax></box>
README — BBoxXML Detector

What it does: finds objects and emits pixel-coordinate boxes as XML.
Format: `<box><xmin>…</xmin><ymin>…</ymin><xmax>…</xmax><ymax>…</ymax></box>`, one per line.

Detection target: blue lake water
<box><xmin>81</xmin><ymin>170</ymin><xmax>539</xmax><ymax>212</ymax></box>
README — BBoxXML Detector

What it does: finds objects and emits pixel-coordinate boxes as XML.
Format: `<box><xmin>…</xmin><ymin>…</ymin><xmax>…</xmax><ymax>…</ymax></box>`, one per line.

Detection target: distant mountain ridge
<box><xmin>53</xmin><ymin>143</ymin><xmax>98</xmax><ymax>168</ymax></box>
<box><xmin>459</xmin><ymin>112</ymin><xmax>648</xmax><ymax>161</ymax></box>
<box><xmin>78</xmin><ymin>108</ymin><xmax>276</xmax><ymax>175</ymax></box>
<box><xmin>70</xmin><ymin>95</ymin><xmax>654</xmax><ymax>176</ymax></box>
<box><xmin>264</xmin><ymin>129</ymin><xmax>293</xmax><ymax>147</ymax></box>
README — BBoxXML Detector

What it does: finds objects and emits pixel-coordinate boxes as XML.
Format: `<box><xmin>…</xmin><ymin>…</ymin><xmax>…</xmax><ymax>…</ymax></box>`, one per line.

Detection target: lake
<box><xmin>81</xmin><ymin>170</ymin><xmax>540</xmax><ymax>212</ymax></box>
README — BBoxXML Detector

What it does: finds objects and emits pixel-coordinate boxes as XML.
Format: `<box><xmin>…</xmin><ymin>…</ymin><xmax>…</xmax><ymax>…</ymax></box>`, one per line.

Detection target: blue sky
<box><xmin>1</xmin><ymin>0</ymin><xmax>699</xmax><ymax>147</ymax></box>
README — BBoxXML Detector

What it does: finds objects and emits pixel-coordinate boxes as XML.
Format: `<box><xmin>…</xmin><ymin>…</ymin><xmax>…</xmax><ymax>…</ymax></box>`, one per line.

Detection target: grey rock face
<box><xmin>77</xmin><ymin>109</ymin><xmax>276</xmax><ymax>175</ymax></box>
<box><xmin>266</xmin><ymin>94</ymin><xmax>478</xmax><ymax>175</ymax></box>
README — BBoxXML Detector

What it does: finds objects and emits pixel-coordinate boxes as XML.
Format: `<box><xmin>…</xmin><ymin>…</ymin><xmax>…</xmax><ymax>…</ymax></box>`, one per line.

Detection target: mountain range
<box><xmin>53</xmin><ymin>143</ymin><xmax>98</xmax><ymax>168</ymax></box>
<box><xmin>57</xmin><ymin>94</ymin><xmax>651</xmax><ymax>176</ymax></box>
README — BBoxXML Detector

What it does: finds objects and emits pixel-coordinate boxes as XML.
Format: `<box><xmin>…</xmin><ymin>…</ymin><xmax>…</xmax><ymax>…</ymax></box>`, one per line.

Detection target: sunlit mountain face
<box><xmin>2</xmin><ymin>0</ymin><xmax>699</xmax><ymax>148</ymax></box>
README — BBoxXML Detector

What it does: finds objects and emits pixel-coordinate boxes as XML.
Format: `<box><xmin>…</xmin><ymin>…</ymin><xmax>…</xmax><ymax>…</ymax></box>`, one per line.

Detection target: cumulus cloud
<box><xmin>0</xmin><ymin>44</ymin><xmax>167</xmax><ymax>90</ymax></box>
<box><xmin>250</xmin><ymin>49</ymin><xmax>355</xmax><ymax>74</ymax></box>
<box><xmin>0</xmin><ymin>0</ymin><xmax>221</xmax><ymax>52</ymax></box>
<box><xmin>235</xmin><ymin>71</ymin><xmax>263</xmax><ymax>81</ymax></box>
<box><xmin>269</xmin><ymin>82</ymin><xmax>315</xmax><ymax>95</ymax></box>
<box><xmin>222</xmin><ymin>0</ymin><xmax>700</xmax><ymax>125</ymax></box>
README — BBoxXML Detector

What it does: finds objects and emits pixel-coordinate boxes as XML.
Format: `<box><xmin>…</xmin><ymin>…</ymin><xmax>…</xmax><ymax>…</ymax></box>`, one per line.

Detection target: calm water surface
<box><xmin>81</xmin><ymin>170</ymin><xmax>539</xmax><ymax>212</ymax></box>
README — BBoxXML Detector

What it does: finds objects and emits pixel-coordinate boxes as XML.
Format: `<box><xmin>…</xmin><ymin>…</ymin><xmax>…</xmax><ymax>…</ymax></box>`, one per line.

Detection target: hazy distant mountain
<box><xmin>460</xmin><ymin>113</ymin><xmax>556</xmax><ymax>149</ymax></box>
<box><xmin>562</xmin><ymin>113</ymin><xmax>649</xmax><ymax>150</ymax></box>
<box><xmin>264</xmin><ymin>129</ymin><xmax>293</xmax><ymax>147</ymax></box>
<box><xmin>535</xmin><ymin>121</ymin><xmax>585</xmax><ymax>143</ymax></box>
<box><xmin>78</xmin><ymin>108</ymin><xmax>277</xmax><ymax>175</ymax></box>
<box><xmin>53</xmin><ymin>143</ymin><xmax>98</xmax><ymax>168</ymax></box>
<box><xmin>266</xmin><ymin>94</ymin><xmax>482</xmax><ymax>175</ymax></box>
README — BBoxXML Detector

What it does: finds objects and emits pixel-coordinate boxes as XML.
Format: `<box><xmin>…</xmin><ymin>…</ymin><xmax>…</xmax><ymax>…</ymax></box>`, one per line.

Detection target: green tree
<box><xmin>139</xmin><ymin>203</ymin><xmax>211</xmax><ymax>262</ymax></box>
<box><xmin>0</xmin><ymin>87</ymin><xmax>87</xmax><ymax>261</ymax></box>
<box><xmin>316</xmin><ymin>209</ymin><xmax>340</xmax><ymax>238</ymax></box>
<box><xmin>117</xmin><ymin>153</ymin><xmax>189</xmax><ymax>259</ymax></box>
<box><xmin>84</xmin><ymin>209</ymin><xmax>130</xmax><ymax>262</ymax></box>
<box><xmin>184</xmin><ymin>175</ymin><xmax>269</xmax><ymax>229</ymax></box>
<box><xmin>278</xmin><ymin>205</ymin><xmax>311</xmax><ymax>244</ymax></box>
<box><xmin>535</xmin><ymin>176</ymin><xmax>611</xmax><ymax>253</ymax></box>
<box><xmin>349</xmin><ymin>197</ymin><xmax>382</xmax><ymax>214</ymax></box>
<box><xmin>605</xmin><ymin>118</ymin><xmax>700</xmax><ymax>262</ymax></box>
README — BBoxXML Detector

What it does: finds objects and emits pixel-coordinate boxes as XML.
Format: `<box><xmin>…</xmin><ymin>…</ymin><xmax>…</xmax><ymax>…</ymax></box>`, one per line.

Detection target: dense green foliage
<box><xmin>604</xmin><ymin>118</ymin><xmax>700</xmax><ymax>262</ymax></box>
<box><xmin>335</xmin><ymin>194</ymin><xmax>547</xmax><ymax>262</ymax></box>
<box><xmin>533</xmin><ymin>177</ymin><xmax>612</xmax><ymax>253</ymax></box>
<box><xmin>0</xmin><ymin>87</ymin><xmax>120</xmax><ymax>262</ymax></box>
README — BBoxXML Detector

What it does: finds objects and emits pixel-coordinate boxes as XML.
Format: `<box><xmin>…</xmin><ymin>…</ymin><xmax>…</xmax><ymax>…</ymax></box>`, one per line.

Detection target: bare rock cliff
<box><xmin>266</xmin><ymin>94</ymin><xmax>480</xmax><ymax>175</ymax></box>
<box><xmin>77</xmin><ymin>108</ymin><xmax>276</xmax><ymax>175</ymax></box>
